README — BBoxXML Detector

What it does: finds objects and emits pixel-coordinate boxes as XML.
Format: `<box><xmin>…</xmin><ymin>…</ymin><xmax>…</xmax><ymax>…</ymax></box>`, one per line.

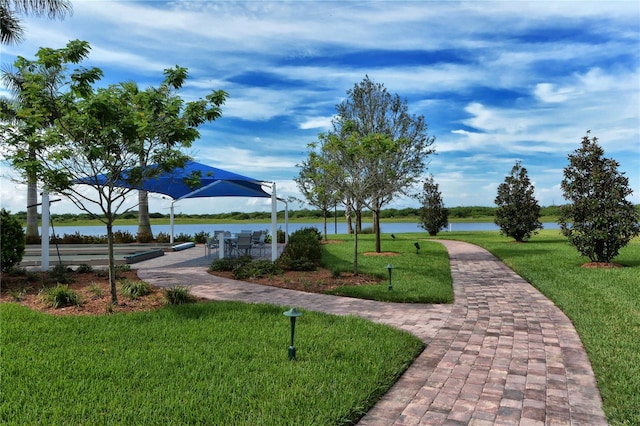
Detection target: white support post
<box><xmin>170</xmin><ymin>202</ymin><xmax>175</xmax><ymax>244</ymax></box>
<box><xmin>41</xmin><ymin>191</ymin><xmax>50</xmax><ymax>271</ymax></box>
<box><xmin>284</xmin><ymin>200</ymin><xmax>289</xmax><ymax>244</ymax></box>
<box><xmin>271</xmin><ymin>182</ymin><xmax>277</xmax><ymax>261</ymax></box>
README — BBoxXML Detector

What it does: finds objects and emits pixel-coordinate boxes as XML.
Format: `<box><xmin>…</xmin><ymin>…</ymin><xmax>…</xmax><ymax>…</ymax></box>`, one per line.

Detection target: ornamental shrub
<box><xmin>494</xmin><ymin>161</ymin><xmax>543</xmax><ymax>242</ymax></box>
<box><xmin>120</xmin><ymin>279</ymin><xmax>152</xmax><ymax>300</ymax></box>
<box><xmin>164</xmin><ymin>286</ymin><xmax>196</xmax><ymax>305</ymax></box>
<box><xmin>0</xmin><ymin>209</ymin><xmax>25</xmax><ymax>272</ymax></box>
<box><xmin>558</xmin><ymin>133</ymin><xmax>640</xmax><ymax>263</ymax></box>
<box><xmin>278</xmin><ymin>227</ymin><xmax>322</xmax><ymax>270</ymax></box>
<box><xmin>39</xmin><ymin>284</ymin><xmax>82</xmax><ymax>308</ymax></box>
<box><xmin>416</xmin><ymin>174</ymin><xmax>449</xmax><ymax>236</ymax></box>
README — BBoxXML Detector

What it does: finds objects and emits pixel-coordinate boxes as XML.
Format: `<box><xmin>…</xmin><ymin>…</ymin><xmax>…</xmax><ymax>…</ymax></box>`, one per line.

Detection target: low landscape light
<box><xmin>414</xmin><ymin>242</ymin><xmax>421</xmax><ymax>254</ymax></box>
<box><xmin>386</xmin><ymin>264</ymin><xmax>393</xmax><ymax>291</ymax></box>
<box><xmin>283</xmin><ymin>307</ymin><xmax>303</xmax><ymax>360</ymax></box>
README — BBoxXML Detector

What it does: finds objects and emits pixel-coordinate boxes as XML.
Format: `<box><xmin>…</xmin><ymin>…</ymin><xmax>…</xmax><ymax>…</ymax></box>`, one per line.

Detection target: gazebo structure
<box><xmin>40</xmin><ymin>161</ymin><xmax>286</xmax><ymax>270</ymax></box>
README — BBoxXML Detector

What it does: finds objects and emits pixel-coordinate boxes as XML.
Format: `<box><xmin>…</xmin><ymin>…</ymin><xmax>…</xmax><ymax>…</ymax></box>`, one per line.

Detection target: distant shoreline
<box><xmin>41</xmin><ymin>215</ymin><xmax>560</xmax><ymax>227</ymax></box>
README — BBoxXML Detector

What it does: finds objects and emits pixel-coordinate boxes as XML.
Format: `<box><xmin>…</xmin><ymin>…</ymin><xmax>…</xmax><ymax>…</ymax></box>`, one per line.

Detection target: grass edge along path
<box><xmin>0</xmin><ymin>301</ymin><xmax>423</xmax><ymax>425</ymax></box>
<box><xmin>433</xmin><ymin>230</ymin><xmax>639</xmax><ymax>425</ymax></box>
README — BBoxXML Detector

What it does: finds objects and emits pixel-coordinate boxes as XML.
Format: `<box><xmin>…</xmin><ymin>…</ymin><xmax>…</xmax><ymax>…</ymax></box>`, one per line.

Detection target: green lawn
<box><xmin>0</xmin><ymin>301</ymin><xmax>422</xmax><ymax>425</ymax></box>
<box><xmin>433</xmin><ymin>230</ymin><xmax>639</xmax><ymax>425</ymax></box>
<box><xmin>3</xmin><ymin>230</ymin><xmax>637</xmax><ymax>424</ymax></box>
<box><xmin>320</xmin><ymin>235</ymin><xmax>453</xmax><ymax>303</ymax></box>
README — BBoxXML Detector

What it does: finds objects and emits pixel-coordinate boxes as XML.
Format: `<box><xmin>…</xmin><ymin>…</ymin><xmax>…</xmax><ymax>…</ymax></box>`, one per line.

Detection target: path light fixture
<box><xmin>414</xmin><ymin>242</ymin><xmax>421</xmax><ymax>254</ymax></box>
<box><xmin>386</xmin><ymin>264</ymin><xmax>393</xmax><ymax>291</ymax></box>
<box><xmin>391</xmin><ymin>234</ymin><xmax>396</xmax><ymax>240</ymax></box>
<box><xmin>283</xmin><ymin>307</ymin><xmax>303</xmax><ymax>360</ymax></box>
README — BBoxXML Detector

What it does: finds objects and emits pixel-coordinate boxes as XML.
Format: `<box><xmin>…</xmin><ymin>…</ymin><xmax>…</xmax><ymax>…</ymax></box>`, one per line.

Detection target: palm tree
<box><xmin>1</xmin><ymin>0</ymin><xmax>72</xmax><ymax>242</ymax></box>
<box><xmin>1</xmin><ymin>0</ymin><xmax>72</xmax><ymax>45</ymax></box>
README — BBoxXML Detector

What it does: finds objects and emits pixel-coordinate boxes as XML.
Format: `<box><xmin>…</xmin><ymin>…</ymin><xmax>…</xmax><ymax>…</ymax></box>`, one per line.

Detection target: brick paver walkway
<box><xmin>135</xmin><ymin>239</ymin><xmax>607</xmax><ymax>425</ymax></box>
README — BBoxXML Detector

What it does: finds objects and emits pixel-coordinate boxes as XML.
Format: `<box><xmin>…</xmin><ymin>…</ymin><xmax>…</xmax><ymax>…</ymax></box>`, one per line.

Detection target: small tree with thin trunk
<box><xmin>294</xmin><ymin>144</ymin><xmax>339</xmax><ymax>241</ymax></box>
<box><xmin>7</xmin><ymin>41</ymin><xmax>227</xmax><ymax>304</ymax></box>
<box><xmin>416</xmin><ymin>174</ymin><xmax>449</xmax><ymax>236</ymax></box>
<box><xmin>329</xmin><ymin>76</ymin><xmax>435</xmax><ymax>252</ymax></box>
<box><xmin>494</xmin><ymin>161</ymin><xmax>543</xmax><ymax>242</ymax></box>
<box><xmin>558</xmin><ymin>132</ymin><xmax>639</xmax><ymax>263</ymax></box>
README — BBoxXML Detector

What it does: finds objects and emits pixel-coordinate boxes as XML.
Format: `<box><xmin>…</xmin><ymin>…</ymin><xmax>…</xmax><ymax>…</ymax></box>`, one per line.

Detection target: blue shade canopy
<box><xmin>77</xmin><ymin>161</ymin><xmax>271</xmax><ymax>200</ymax></box>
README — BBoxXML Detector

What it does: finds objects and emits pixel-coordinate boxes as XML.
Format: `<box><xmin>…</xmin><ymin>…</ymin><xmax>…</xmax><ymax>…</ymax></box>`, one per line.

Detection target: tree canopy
<box><xmin>558</xmin><ymin>133</ymin><xmax>639</xmax><ymax>263</ymax></box>
<box><xmin>494</xmin><ymin>161</ymin><xmax>543</xmax><ymax>242</ymax></box>
<box><xmin>0</xmin><ymin>39</ymin><xmax>101</xmax><ymax>243</ymax></box>
<box><xmin>416</xmin><ymin>174</ymin><xmax>449</xmax><ymax>236</ymax></box>
<box><xmin>1</xmin><ymin>40</ymin><xmax>228</xmax><ymax>303</ymax></box>
<box><xmin>294</xmin><ymin>144</ymin><xmax>340</xmax><ymax>240</ymax></box>
<box><xmin>316</xmin><ymin>76</ymin><xmax>435</xmax><ymax>254</ymax></box>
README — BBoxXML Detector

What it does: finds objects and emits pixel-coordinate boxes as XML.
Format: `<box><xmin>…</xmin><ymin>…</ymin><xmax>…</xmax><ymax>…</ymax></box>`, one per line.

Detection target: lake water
<box><xmin>47</xmin><ymin>221</ymin><xmax>560</xmax><ymax>237</ymax></box>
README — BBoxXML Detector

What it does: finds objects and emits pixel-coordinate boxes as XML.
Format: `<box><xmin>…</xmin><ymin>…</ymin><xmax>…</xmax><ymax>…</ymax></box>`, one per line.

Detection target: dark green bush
<box><xmin>164</xmin><ymin>286</ymin><xmax>196</xmax><ymax>305</ymax></box>
<box><xmin>288</xmin><ymin>257</ymin><xmax>317</xmax><ymax>271</ymax></box>
<box><xmin>156</xmin><ymin>232</ymin><xmax>171</xmax><ymax>243</ymax></box>
<box><xmin>209</xmin><ymin>256</ymin><xmax>252</xmax><ymax>272</ymax></box>
<box><xmin>174</xmin><ymin>233</ymin><xmax>192</xmax><ymax>242</ymax></box>
<box><xmin>75</xmin><ymin>264</ymin><xmax>94</xmax><ymax>274</ymax></box>
<box><xmin>39</xmin><ymin>284</ymin><xmax>82</xmax><ymax>308</ymax></box>
<box><xmin>113</xmin><ymin>230</ymin><xmax>136</xmax><ymax>244</ymax></box>
<box><xmin>1</xmin><ymin>209</ymin><xmax>25</xmax><ymax>272</ymax></box>
<box><xmin>279</xmin><ymin>227</ymin><xmax>322</xmax><ymax>270</ymax></box>
<box><xmin>120</xmin><ymin>279</ymin><xmax>152</xmax><ymax>300</ymax></box>
<box><xmin>232</xmin><ymin>260</ymin><xmax>283</xmax><ymax>280</ymax></box>
<box><xmin>49</xmin><ymin>263</ymin><xmax>73</xmax><ymax>284</ymax></box>
<box><xmin>193</xmin><ymin>231</ymin><xmax>209</xmax><ymax>244</ymax></box>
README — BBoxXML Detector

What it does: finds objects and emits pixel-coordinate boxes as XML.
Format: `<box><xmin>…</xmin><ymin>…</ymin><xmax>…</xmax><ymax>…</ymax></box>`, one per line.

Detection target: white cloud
<box><xmin>2</xmin><ymin>1</ymin><xmax>637</xmax><ymax>213</ymax></box>
<box><xmin>299</xmin><ymin>116</ymin><xmax>333</xmax><ymax>130</ymax></box>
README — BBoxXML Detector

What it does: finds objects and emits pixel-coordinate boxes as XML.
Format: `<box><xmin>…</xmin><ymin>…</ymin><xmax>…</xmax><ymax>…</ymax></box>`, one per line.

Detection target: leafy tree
<box><xmin>294</xmin><ymin>144</ymin><xmax>339</xmax><ymax>240</ymax></box>
<box><xmin>0</xmin><ymin>208</ymin><xmax>25</xmax><ymax>272</ymax></box>
<box><xmin>558</xmin><ymin>133</ymin><xmax>639</xmax><ymax>263</ymax></box>
<box><xmin>416</xmin><ymin>174</ymin><xmax>449</xmax><ymax>236</ymax></box>
<box><xmin>494</xmin><ymin>161</ymin><xmax>542</xmax><ymax>242</ymax></box>
<box><xmin>327</xmin><ymin>76</ymin><xmax>435</xmax><ymax>252</ymax></box>
<box><xmin>2</xmin><ymin>41</ymin><xmax>227</xmax><ymax>304</ymax></box>
<box><xmin>1</xmin><ymin>0</ymin><xmax>71</xmax><ymax>45</ymax></box>
<box><xmin>319</xmin><ymin>130</ymin><xmax>381</xmax><ymax>274</ymax></box>
<box><xmin>124</xmin><ymin>67</ymin><xmax>227</xmax><ymax>242</ymax></box>
<box><xmin>1</xmin><ymin>39</ymin><xmax>102</xmax><ymax>244</ymax></box>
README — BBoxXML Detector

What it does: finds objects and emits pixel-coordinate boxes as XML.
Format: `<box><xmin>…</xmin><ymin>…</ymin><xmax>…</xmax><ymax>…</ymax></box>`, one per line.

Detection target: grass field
<box><xmin>433</xmin><ymin>230</ymin><xmax>639</xmax><ymax>425</ymax></box>
<box><xmin>2</xmin><ymin>229</ymin><xmax>638</xmax><ymax>424</ymax></box>
<box><xmin>320</xmin><ymin>235</ymin><xmax>453</xmax><ymax>303</ymax></box>
<box><xmin>0</xmin><ymin>301</ymin><xmax>422</xmax><ymax>425</ymax></box>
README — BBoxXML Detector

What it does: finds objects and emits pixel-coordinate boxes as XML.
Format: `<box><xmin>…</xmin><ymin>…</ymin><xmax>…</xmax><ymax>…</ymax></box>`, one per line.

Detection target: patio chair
<box><xmin>233</xmin><ymin>234</ymin><xmax>253</xmax><ymax>257</ymax></box>
<box><xmin>252</xmin><ymin>231</ymin><xmax>267</xmax><ymax>257</ymax></box>
<box><xmin>205</xmin><ymin>235</ymin><xmax>219</xmax><ymax>257</ymax></box>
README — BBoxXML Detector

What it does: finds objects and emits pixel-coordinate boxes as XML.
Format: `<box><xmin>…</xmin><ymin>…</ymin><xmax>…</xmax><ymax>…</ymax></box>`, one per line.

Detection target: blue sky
<box><xmin>1</xmin><ymin>0</ymin><xmax>639</xmax><ymax>216</ymax></box>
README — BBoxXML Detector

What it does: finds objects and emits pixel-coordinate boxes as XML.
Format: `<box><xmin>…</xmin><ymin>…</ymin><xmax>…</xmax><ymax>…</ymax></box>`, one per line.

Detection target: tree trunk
<box><xmin>25</xmin><ymin>176</ymin><xmax>40</xmax><ymax>244</ymax></box>
<box><xmin>137</xmin><ymin>189</ymin><xmax>153</xmax><ymax>242</ymax></box>
<box><xmin>353</xmin><ymin>227</ymin><xmax>359</xmax><ymax>275</ymax></box>
<box><xmin>106</xmin><ymin>221</ymin><xmax>118</xmax><ymax>304</ymax></box>
<box><xmin>25</xmin><ymin>147</ymin><xmax>40</xmax><ymax>244</ymax></box>
<box><xmin>356</xmin><ymin>209</ymin><xmax>362</xmax><ymax>233</ymax></box>
<box><xmin>373</xmin><ymin>208</ymin><xmax>381</xmax><ymax>252</ymax></box>
<box><xmin>322</xmin><ymin>209</ymin><xmax>328</xmax><ymax>241</ymax></box>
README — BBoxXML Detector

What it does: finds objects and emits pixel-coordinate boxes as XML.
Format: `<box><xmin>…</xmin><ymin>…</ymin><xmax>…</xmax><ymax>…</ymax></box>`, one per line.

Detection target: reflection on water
<box><xmin>45</xmin><ymin>221</ymin><xmax>559</xmax><ymax>237</ymax></box>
